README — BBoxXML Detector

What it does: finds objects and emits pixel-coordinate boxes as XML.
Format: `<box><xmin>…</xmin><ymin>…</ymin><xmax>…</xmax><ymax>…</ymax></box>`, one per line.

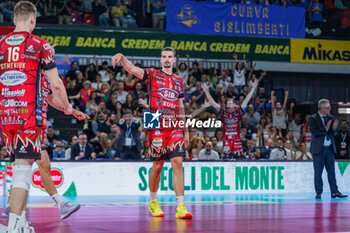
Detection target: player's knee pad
<box><xmin>12</xmin><ymin>165</ymin><xmax>32</xmax><ymax>191</ymax></box>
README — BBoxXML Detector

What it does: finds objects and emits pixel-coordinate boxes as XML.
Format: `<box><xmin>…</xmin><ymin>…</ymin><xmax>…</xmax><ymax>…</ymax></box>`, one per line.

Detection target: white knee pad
<box><xmin>12</xmin><ymin>165</ymin><xmax>32</xmax><ymax>191</ymax></box>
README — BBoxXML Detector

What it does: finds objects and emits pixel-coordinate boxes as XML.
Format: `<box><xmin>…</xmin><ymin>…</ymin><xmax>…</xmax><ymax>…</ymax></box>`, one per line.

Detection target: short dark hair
<box><xmin>102</xmin><ymin>61</ymin><xmax>108</xmax><ymax>66</ymax></box>
<box><xmin>277</xmin><ymin>137</ymin><xmax>285</xmax><ymax>143</ymax></box>
<box><xmin>123</xmin><ymin>109</ymin><xmax>133</xmax><ymax>115</ymax></box>
<box><xmin>161</xmin><ymin>47</ymin><xmax>176</xmax><ymax>56</ymax></box>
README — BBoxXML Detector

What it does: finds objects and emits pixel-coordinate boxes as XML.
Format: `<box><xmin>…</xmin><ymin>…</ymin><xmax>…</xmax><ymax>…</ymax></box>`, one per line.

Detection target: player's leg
<box><xmin>37</xmin><ymin>149</ymin><xmax>80</xmax><ymax>219</ymax></box>
<box><xmin>148</xmin><ymin>160</ymin><xmax>165</xmax><ymax>217</ymax></box>
<box><xmin>148</xmin><ymin>130</ymin><xmax>166</xmax><ymax>217</ymax></box>
<box><xmin>167</xmin><ymin>130</ymin><xmax>192</xmax><ymax>219</ymax></box>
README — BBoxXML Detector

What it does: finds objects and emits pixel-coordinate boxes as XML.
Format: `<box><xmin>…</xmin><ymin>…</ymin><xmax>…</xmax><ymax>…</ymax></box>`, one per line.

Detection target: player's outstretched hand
<box><xmin>112</xmin><ymin>53</ymin><xmax>123</xmax><ymax>68</ymax></box>
<box><xmin>251</xmin><ymin>79</ymin><xmax>259</xmax><ymax>88</ymax></box>
<box><xmin>72</xmin><ymin>109</ymin><xmax>90</xmax><ymax>121</ymax></box>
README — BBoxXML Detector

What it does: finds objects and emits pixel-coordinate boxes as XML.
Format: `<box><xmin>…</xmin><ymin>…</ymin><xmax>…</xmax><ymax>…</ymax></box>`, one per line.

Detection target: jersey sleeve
<box><xmin>40</xmin><ymin>42</ymin><xmax>56</xmax><ymax>71</ymax></box>
<box><xmin>178</xmin><ymin>77</ymin><xmax>185</xmax><ymax>99</ymax></box>
<box><xmin>143</xmin><ymin>68</ymin><xmax>155</xmax><ymax>83</ymax></box>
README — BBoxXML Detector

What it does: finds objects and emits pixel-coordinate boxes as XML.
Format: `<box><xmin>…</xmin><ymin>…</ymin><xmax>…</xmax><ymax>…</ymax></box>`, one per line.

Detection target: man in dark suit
<box><xmin>71</xmin><ymin>133</ymin><xmax>96</xmax><ymax>160</ymax></box>
<box><xmin>115</xmin><ymin>109</ymin><xmax>142</xmax><ymax>160</ymax></box>
<box><xmin>309</xmin><ymin>99</ymin><xmax>347</xmax><ymax>199</ymax></box>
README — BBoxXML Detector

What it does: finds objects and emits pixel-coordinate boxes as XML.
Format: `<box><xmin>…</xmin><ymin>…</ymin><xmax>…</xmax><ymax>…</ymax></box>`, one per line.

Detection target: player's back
<box><xmin>0</xmin><ymin>31</ymin><xmax>55</xmax><ymax>130</ymax></box>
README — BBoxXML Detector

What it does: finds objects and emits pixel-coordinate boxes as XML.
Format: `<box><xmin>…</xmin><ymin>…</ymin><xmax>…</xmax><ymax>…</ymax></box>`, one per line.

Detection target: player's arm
<box><xmin>47</xmin><ymin>94</ymin><xmax>90</xmax><ymax>121</ymax></box>
<box><xmin>45</xmin><ymin>68</ymin><xmax>72</xmax><ymax>115</ymax></box>
<box><xmin>178</xmin><ymin>97</ymin><xmax>189</xmax><ymax>148</ymax></box>
<box><xmin>241</xmin><ymin>79</ymin><xmax>259</xmax><ymax>109</ymax></box>
<box><xmin>111</xmin><ymin>53</ymin><xmax>144</xmax><ymax>79</ymax></box>
<box><xmin>271</xmin><ymin>90</ymin><xmax>275</xmax><ymax>111</ymax></box>
<box><xmin>201</xmin><ymin>83</ymin><xmax>221</xmax><ymax>112</ymax></box>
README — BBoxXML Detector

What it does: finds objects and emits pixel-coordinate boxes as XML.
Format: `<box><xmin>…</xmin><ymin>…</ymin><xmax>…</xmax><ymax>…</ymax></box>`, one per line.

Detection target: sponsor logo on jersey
<box><xmin>162</xmin><ymin>101</ymin><xmax>177</xmax><ymax>109</ymax></box>
<box><xmin>175</xmin><ymin>81</ymin><xmax>181</xmax><ymax>86</ymax></box>
<box><xmin>156</xmin><ymin>81</ymin><xmax>165</xmax><ymax>86</ymax></box>
<box><xmin>155</xmin><ymin>130</ymin><xmax>161</xmax><ymax>135</ymax></box>
<box><xmin>0</xmin><ymin>108</ymin><xmax>28</xmax><ymax>115</ymax></box>
<box><xmin>21</xmin><ymin>54</ymin><xmax>39</xmax><ymax>61</ymax></box>
<box><xmin>157</xmin><ymin>100</ymin><xmax>162</xmax><ymax>105</ymax></box>
<box><xmin>0</xmin><ymin>71</ymin><xmax>27</xmax><ymax>86</ymax></box>
<box><xmin>152</xmin><ymin>139</ymin><xmax>163</xmax><ymax>147</ymax></box>
<box><xmin>32</xmin><ymin>168</ymin><xmax>64</xmax><ymax>191</ymax></box>
<box><xmin>36</xmin><ymin>109</ymin><xmax>42</xmax><ymax>115</ymax></box>
<box><xmin>0</xmin><ymin>55</ymin><xmax>4</xmax><ymax>61</ymax></box>
<box><xmin>2</xmin><ymin>116</ymin><xmax>23</xmax><ymax>125</ymax></box>
<box><xmin>43</xmin><ymin>43</ymin><xmax>51</xmax><ymax>50</ymax></box>
<box><xmin>157</xmin><ymin>88</ymin><xmax>179</xmax><ymax>102</ymax></box>
<box><xmin>5</xmin><ymin>35</ymin><xmax>25</xmax><ymax>46</ymax></box>
<box><xmin>3</xmin><ymin>99</ymin><xmax>28</xmax><ymax>107</ymax></box>
<box><xmin>1</xmin><ymin>88</ymin><xmax>25</xmax><ymax>97</ymax></box>
<box><xmin>159</xmin><ymin>107</ymin><xmax>175</xmax><ymax>115</ymax></box>
<box><xmin>32</xmin><ymin>37</ymin><xmax>41</xmax><ymax>44</ymax></box>
<box><xmin>26</xmin><ymin>45</ymin><xmax>35</xmax><ymax>53</ymax></box>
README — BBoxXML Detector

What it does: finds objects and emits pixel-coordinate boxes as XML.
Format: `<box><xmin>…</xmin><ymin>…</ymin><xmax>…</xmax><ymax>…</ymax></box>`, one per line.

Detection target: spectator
<box><xmin>92</xmin><ymin>101</ymin><xmax>111</xmax><ymax>134</ymax></box>
<box><xmin>41</xmin><ymin>0</ymin><xmax>57</xmax><ymax>23</ymax></box>
<box><xmin>253</xmin><ymin>127</ymin><xmax>269</xmax><ymax>147</ymax></box>
<box><xmin>286</xmin><ymin>130</ymin><xmax>299</xmax><ymax>152</ymax></box>
<box><xmin>75</xmin><ymin>72</ymin><xmax>85</xmax><ymax>91</ymax></box>
<box><xmin>151</xmin><ymin>0</ymin><xmax>166</xmax><ymax>29</ymax></box>
<box><xmin>64</xmin><ymin>135</ymin><xmax>78</xmax><ymax>161</ymax></box>
<box><xmin>271</xmin><ymin>90</ymin><xmax>289</xmax><ymax>137</ymax></box>
<box><xmin>257</xmin><ymin>117</ymin><xmax>271</xmax><ymax>139</ymax></box>
<box><xmin>270</xmin><ymin>138</ymin><xmax>292</xmax><ymax>160</ymax></box>
<box><xmin>225</xmin><ymin>84</ymin><xmax>238</xmax><ymax>100</ymax></box>
<box><xmin>176</xmin><ymin>55</ymin><xmax>190</xmax><ymax>85</ymax></box>
<box><xmin>185</xmin><ymin>75</ymin><xmax>196</xmax><ymax>94</ymax></box>
<box><xmin>111</xmin><ymin>0</ymin><xmax>128</xmax><ymax>27</ymax></box>
<box><xmin>130</xmin><ymin>82</ymin><xmax>147</xmax><ymax>105</ymax></box>
<box><xmin>211</xmin><ymin>136</ymin><xmax>223</xmax><ymax>156</ymax></box>
<box><xmin>52</xmin><ymin>139</ymin><xmax>67</xmax><ymax>160</ymax></box>
<box><xmin>93</xmin><ymin>0</ymin><xmax>110</xmax><ymax>26</ymax></box>
<box><xmin>199</xmin><ymin>141</ymin><xmax>220</xmax><ymax>160</ymax></box>
<box><xmin>218</xmin><ymin>69</ymin><xmax>231</xmax><ymax>93</ymax></box>
<box><xmin>269</xmin><ymin>126</ymin><xmax>281</xmax><ymax>144</ymax></box>
<box><xmin>81</xmin><ymin>0</ymin><xmax>93</xmax><ymax>14</ymax></box>
<box><xmin>123</xmin><ymin>94</ymin><xmax>136</xmax><ymax>112</ymax></box>
<box><xmin>211</xmin><ymin>84</ymin><xmax>224</xmax><ymax>103</ymax></box>
<box><xmin>98</xmin><ymin>61</ymin><xmax>111</xmax><ymax>82</ymax></box>
<box><xmin>106</xmin><ymin>123</ymin><xmax>121</xmax><ymax>159</ymax></box>
<box><xmin>335</xmin><ymin>121</ymin><xmax>350</xmax><ymax>160</ymax></box>
<box><xmin>114</xmin><ymin>101</ymin><xmax>124</xmax><ymax>121</ymax></box>
<box><xmin>190</xmin><ymin>61</ymin><xmax>203</xmax><ymax>82</ymax></box>
<box><xmin>244</xmin><ymin>139</ymin><xmax>257</xmax><ymax>160</ymax></box>
<box><xmin>288</xmin><ymin>103</ymin><xmax>301</xmax><ymax>141</ymax></box>
<box><xmin>85</xmin><ymin>63</ymin><xmax>99</xmax><ymax>82</ymax></box>
<box><xmin>107</xmin><ymin>92</ymin><xmax>119</xmax><ymax>112</ymax></box>
<box><xmin>56</xmin><ymin>0</ymin><xmax>72</xmax><ymax>24</ymax></box>
<box><xmin>233</xmin><ymin>54</ymin><xmax>247</xmax><ymax>94</ymax></box>
<box><xmin>85</xmin><ymin>91</ymin><xmax>99</xmax><ymax>117</ymax></box>
<box><xmin>71</xmin><ymin>133</ymin><xmax>96</xmax><ymax>160</ymax></box>
<box><xmin>297</xmin><ymin>142</ymin><xmax>313</xmax><ymax>160</ymax></box>
<box><xmin>123</xmin><ymin>73</ymin><xmax>136</xmax><ymax>91</ymax></box>
<box><xmin>208</xmin><ymin>67</ymin><xmax>219</xmax><ymax>87</ymax></box>
<box><xmin>191</xmin><ymin>138</ymin><xmax>205</xmax><ymax>160</ymax></box>
<box><xmin>245</xmin><ymin>103</ymin><xmax>261</xmax><ymax>130</ymax></box>
<box><xmin>91</xmin><ymin>74</ymin><xmax>103</xmax><ymax>91</ymax></box>
<box><xmin>256</xmin><ymin>138</ymin><xmax>274</xmax><ymax>160</ymax></box>
<box><xmin>115</xmin><ymin>110</ymin><xmax>142</xmax><ymax>160</ymax></box>
<box><xmin>114</xmin><ymin>82</ymin><xmax>129</xmax><ymax>104</ymax></box>
<box><xmin>67</xmin><ymin>79</ymin><xmax>80</xmax><ymax>108</ymax></box>
<box><xmin>99</xmin><ymin>82</ymin><xmax>112</xmax><ymax>103</ymax></box>
<box><xmin>285</xmin><ymin>140</ymin><xmax>297</xmax><ymax>160</ymax></box>
<box><xmin>47</xmin><ymin>126</ymin><xmax>59</xmax><ymax>144</ymax></box>
<box><xmin>309</xmin><ymin>0</ymin><xmax>323</xmax><ymax>23</ymax></box>
<box><xmin>191</xmin><ymin>82</ymin><xmax>205</xmax><ymax>106</ymax></box>
<box><xmin>66</xmin><ymin>61</ymin><xmax>79</xmax><ymax>81</ymax></box>
<box><xmin>116</xmin><ymin>67</ymin><xmax>128</xmax><ymax>81</ymax></box>
<box><xmin>70</xmin><ymin>80</ymin><xmax>95</xmax><ymax>109</ymax></box>
<box><xmin>241</xmin><ymin>84</ymin><xmax>249</xmax><ymax>97</ymax></box>
<box><xmin>301</xmin><ymin>114</ymin><xmax>312</xmax><ymax>152</ymax></box>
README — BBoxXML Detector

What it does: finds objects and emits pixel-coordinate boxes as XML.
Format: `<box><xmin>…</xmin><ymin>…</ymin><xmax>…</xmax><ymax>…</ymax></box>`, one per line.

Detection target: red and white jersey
<box><xmin>0</xmin><ymin>32</ymin><xmax>56</xmax><ymax>129</ymax></box>
<box><xmin>221</xmin><ymin>107</ymin><xmax>242</xmax><ymax>141</ymax></box>
<box><xmin>144</xmin><ymin>68</ymin><xmax>184</xmax><ymax>125</ymax></box>
<box><xmin>41</xmin><ymin>74</ymin><xmax>50</xmax><ymax>131</ymax></box>
<box><xmin>301</xmin><ymin>123</ymin><xmax>312</xmax><ymax>143</ymax></box>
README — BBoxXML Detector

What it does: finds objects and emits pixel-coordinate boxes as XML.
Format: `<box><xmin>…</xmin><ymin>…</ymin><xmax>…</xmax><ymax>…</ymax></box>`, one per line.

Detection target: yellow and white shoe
<box><xmin>175</xmin><ymin>203</ymin><xmax>192</xmax><ymax>219</ymax></box>
<box><xmin>149</xmin><ymin>200</ymin><xmax>164</xmax><ymax>217</ymax></box>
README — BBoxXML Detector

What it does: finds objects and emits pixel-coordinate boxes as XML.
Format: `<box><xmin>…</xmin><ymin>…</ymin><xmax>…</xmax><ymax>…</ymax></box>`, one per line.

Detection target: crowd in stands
<box><xmin>2</xmin><ymin>54</ymin><xmax>349</xmax><ymax>162</ymax></box>
<box><xmin>0</xmin><ymin>0</ymin><xmax>349</xmax><ymax>37</ymax></box>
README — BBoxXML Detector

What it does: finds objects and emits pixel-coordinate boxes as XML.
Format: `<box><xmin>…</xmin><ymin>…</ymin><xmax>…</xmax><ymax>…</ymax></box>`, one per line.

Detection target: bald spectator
<box><xmin>199</xmin><ymin>142</ymin><xmax>220</xmax><ymax>160</ymax></box>
<box><xmin>270</xmin><ymin>138</ymin><xmax>292</xmax><ymax>160</ymax></box>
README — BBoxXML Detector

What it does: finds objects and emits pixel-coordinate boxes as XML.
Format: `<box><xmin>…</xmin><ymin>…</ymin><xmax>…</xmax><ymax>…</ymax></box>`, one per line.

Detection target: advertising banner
<box><xmin>291</xmin><ymin>39</ymin><xmax>350</xmax><ymax>64</ymax></box>
<box><xmin>2</xmin><ymin>161</ymin><xmax>349</xmax><ymax>196</ymax></box>
<box><xmin>166</xmin><ymin>0</ymin><xmax>305</xmax><ymax>39</ymax></box>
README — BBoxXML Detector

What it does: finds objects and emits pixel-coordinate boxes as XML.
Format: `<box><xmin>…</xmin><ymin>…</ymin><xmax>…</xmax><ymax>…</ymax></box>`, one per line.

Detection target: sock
<box><xmin>150</xmin><ymin>192</ymin><xmax>157</xmax><ymax>201</ymax></box>
<box><xmin>177</xmin><ymin>196</ymin><xmax>184</xmax><ymax>205</ymax></box>
<box><xmin>51</xmin><ymin>193</ymin><xmax>63</xmax><ymax>207</ymax></box>
<box><xmin>19</xmin><ymin>211</ymin><xmax>27</xmax><ymax>228</ymax></box>
<box><xmin>8</xmin><ymin>213</ymin><xmax>21</xmax><ymax>231</ymax></box>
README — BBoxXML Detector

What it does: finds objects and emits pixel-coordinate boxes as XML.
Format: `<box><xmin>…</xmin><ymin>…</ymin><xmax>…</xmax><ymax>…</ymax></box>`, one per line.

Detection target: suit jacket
<box><xmin>115</xmin><ymin>120</ymin><xmax>142</xmax><ymax>155</ymax></box>
<box><xmin>335</xmin><ymin>130</ymin><xmax>350</xmax><ymax>159</ymax></box>
<box><xmin>70</xmin><ymin>143</ymin><xmax>95</xmax><ymax>160</ymax></box>
<box><xmin>309</xmin><ymin>113</ymin><xmax>338</xmax><ymax>155</ymax></box>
